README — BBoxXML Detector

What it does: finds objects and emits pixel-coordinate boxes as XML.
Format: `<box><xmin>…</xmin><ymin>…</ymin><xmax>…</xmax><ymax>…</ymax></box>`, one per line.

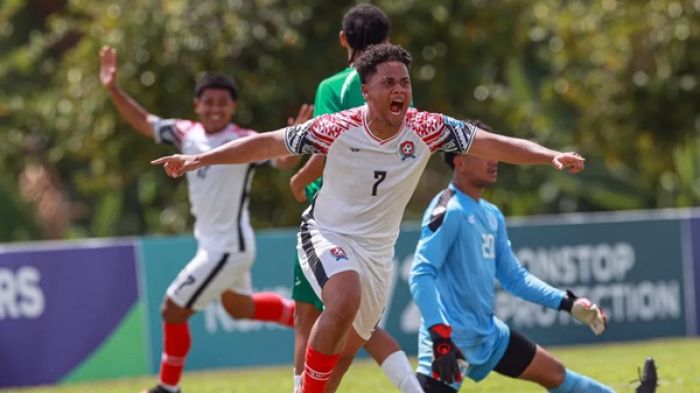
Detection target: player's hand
<box><xmin>289</xmin><ymin>173</ymin><xmax>307</xmax><ymax>202</ymax></box>
<box><xmin>572</xmin><ymin>297</ymin><xmax>607</xmax><ymax>335</ymax></box>
<box><xmin>562</xmin><ymin>290</ymin><xmax>607</xmax><ymax>335</ymax></box>
<box><xmin>288</xmin><ymin>103</ymin><xmax>314</xmax><ymax>126</ymax></box>
<box><xmin>151</xmin><ymin>154</ymin><xmax>202</xmax><ymax>177</ymax></box>
<box><xmin>99</xmin><ymin>46</ymin><xmax>118</xmax><ymax>89</ymax></box>
<box><xmin>429</xmin><ymin>324</ymin><xmax>465</xmax><ymax>385</ymax></box>
<box><xmin>552</xmin><ymin>152</ymin><xmax>585</xmax><ymax>174</ymax></box>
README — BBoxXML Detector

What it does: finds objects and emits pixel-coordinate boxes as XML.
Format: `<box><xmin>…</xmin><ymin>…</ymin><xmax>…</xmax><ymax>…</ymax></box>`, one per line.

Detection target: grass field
<box><xmin>5</xmin><ymin>338</ymin><xmax>700</xmax><ymax>393</ymax></box>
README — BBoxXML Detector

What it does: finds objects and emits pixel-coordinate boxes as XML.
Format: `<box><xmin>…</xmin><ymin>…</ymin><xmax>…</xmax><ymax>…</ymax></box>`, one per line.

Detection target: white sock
<box><xmin>381</xmin><ymin>351</ymin><xmax>423</xmax><ymax>393</ymax></box>
<box><xmin>293</xmin><ymin>373</ymin><xmax>302</xmax><ymax>391</ymax></box>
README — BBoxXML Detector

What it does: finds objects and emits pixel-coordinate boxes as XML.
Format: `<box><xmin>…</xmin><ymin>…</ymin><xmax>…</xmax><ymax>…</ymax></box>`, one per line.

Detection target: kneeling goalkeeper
<box><xmin>409</xmin><ymin>125</ymin><xmax>616</xmax><ymax>393</ymax></box>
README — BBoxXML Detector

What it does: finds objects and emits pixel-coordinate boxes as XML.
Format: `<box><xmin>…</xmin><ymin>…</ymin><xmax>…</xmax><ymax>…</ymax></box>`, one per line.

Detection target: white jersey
<box><xmin>150</xmin><ymin>116</ymin><xmax>260</xmax><ymax>252</ymax></box>
<box><xmin>284</xmin><ymin>105</ymin><xmax>477</xmax><ymax>254</ymax></box>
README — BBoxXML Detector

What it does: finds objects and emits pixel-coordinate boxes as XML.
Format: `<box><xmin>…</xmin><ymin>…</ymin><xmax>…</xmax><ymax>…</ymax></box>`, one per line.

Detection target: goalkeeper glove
<box><xmin>560</xmin><ymin>290</ymin><xmax>607</xmax><ymax>335</ymax></box>
<box><xmin>428</xmin><ymin>324</ymin><xmax>466</xmax><ymax>384</ymax></box>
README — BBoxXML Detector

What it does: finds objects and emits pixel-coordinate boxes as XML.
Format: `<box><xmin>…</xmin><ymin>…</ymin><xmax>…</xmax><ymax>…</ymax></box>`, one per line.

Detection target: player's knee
<box><xmin>161</xmin><ymin>297</ymin><xmax>192</xmax><ymax>323</ymax></box>
<box><xmin>548</xmin><ymin>361</ymin><xmax>566</xmax><ymax>387</ymax></box>
<box><xmin>220</xmin><ymin>291</ymin><xmax>255</xmax><ymax>319</ymax></box>
<box><xmin>323</xmin><ymin>303</ymin><xmax>358</xmax><ymax>328</ymax></box>
<box><xmin>325</xmin><ymin>293</ymin><xmax>360</xmax><ymax>324</ymax></box>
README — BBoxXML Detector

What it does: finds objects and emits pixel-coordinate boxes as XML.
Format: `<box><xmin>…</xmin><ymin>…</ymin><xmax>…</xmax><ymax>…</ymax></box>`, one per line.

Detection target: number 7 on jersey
<box><xmin>372</xmin><ymin>170</ymin><xmax>387</xmax><ymax>196</ymax></box>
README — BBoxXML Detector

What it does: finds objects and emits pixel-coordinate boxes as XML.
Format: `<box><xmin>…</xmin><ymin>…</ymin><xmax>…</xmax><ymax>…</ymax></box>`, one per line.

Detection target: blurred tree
<box><xmin>0</xmin><ymin>0</ymin><xmax>698</xmax><ymax>241</ymax></box>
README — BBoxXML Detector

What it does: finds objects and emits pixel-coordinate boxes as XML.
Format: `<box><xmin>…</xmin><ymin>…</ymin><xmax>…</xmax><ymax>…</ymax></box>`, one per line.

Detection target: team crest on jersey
<box><xmin>487</xmin><ymin>211</ymin><xmax>498</xmax><ymax>231</ymax></box>
<box><xmin>330</xmin><ymin>247</ymin><xmax>348</xmax><ymax>261</ymax></box>
<box><xmin>399</xmin><ymin>141</ymin><xmax>416</xmax><ymax>161</ymax></box>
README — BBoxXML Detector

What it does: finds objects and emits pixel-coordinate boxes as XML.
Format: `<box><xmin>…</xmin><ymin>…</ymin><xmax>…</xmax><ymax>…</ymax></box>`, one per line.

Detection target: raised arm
<box><xmin>468</xmin><ymin>128</ymin><xmax>585</xmax><ymax>173</ymax></box>
<box><xmin>272</xmin><ymin>103</ymin><xmax>314</xmax><ymax>170</ymax></box>
<box><xmin>151</xmin><ymin>130</ymin><xmax>290</xmax><ymax>177</ymax></box>
<box><xmin>289</xmin><ymin>155</ymin><xmax>325</xmax><ymax>202</ymax></box>
<box><xmin>99</xmin><ymin>46</ymin><xmax>153</xmax><ymax>137</ymax></box>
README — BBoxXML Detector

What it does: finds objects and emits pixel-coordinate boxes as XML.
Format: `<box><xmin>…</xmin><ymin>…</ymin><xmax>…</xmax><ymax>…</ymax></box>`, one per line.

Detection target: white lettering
<box><xmin>18</xmin><ymin>267</ymin><xmax>44</xmax><ymax>318</ymax></box>
<box><xmin>516</xmin><ymin>242</ymin><xmax>636</xmax><ymax>285</ymax></box>
<box><xmin>496</xmin><ymin>281</ymin><xmax>682</xmax><ymax>328</ymax></box>
<box><xmin>0</xmin><ymin>268</ymin><xmax>19</xmax><ymax>319</ymax></box>
<box><xmin>0</xmin><ymin>266</ymin><xmax>45</xmax><ymax>319</ymax></box>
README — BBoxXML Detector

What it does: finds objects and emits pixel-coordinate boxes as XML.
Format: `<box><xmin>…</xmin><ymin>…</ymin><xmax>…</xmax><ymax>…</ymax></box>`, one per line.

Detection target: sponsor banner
<box><xmin>500</xmin><ymin>219</ymin><xmax>687</xmax><ymax>344</ymax></box>
<box><xmin>385</xmin><ymin>218</ymin><xmax>689</xmax><ymax>351</ymax></box>
<box><xmin>138</xmin><ymin>233</ymin><xmax>295</xmax><ymax>372</ymax></box>
<box><xmin>690</xmin><ymin>217</ymin><xmax>700</xmax><ymax>335</ymax></box>
<box><xmin>0</xmin><ymin>241</ymin><xmax>142</xmax><ymax>388</ymax></box>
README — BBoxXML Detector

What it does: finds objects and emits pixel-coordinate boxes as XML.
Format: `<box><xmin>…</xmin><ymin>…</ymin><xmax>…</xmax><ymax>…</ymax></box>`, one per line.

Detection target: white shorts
<box><xmin>297</xmin><ymin>216</ymin><xmax>393</xmax><ymax>340</ymax></box>
<box><xmin>166</xmin><ymin>248</ymin><xmax>255</xmax><ymax>311</ymax></box>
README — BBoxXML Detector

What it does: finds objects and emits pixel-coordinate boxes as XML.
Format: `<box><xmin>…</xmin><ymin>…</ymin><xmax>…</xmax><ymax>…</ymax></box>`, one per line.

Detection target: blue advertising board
<box><xmin>0</xmin><ymin>240</ymin><xmax>143</xmax><ymax>388</ymax></box>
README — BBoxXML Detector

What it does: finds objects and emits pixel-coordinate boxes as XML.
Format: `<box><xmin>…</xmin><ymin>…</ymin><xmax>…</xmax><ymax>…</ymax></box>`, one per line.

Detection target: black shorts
<box><xmin>493</xmin><ymin>328</ymin><xmax>537</xmax><ymax>378</ymax></box>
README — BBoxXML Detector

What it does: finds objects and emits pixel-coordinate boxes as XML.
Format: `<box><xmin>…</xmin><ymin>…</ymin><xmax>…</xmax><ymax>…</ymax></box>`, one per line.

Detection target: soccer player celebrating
<box><xmin>99</xmin><ymin>46</ymin><xmax>310</xmax><ymax>393</ymax></box>
<box><xmin>409</xmin><ymin>122</ymin><xmax>613</xmax><ymax>393</ymax></box>
<box><xmin>151</xmin><ymin>43</ymin><xmax>586</xmax><ymax>393</ymax></box>
<box><xmin>289</xmin><ymin>4</ymin><xmax>422</xmax><ymax>393</ymax></box>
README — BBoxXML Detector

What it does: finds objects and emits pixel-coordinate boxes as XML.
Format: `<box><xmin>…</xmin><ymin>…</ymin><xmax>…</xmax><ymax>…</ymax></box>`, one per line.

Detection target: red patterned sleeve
<box><xmin>284</xmin><ymin>108</ymin><xmax>363</xmax><ymax>155</ymax></box>
<box><xmin>408</xmin><ymin>109</ymin><xmax>477</xmax><ymax>154</ymax></box>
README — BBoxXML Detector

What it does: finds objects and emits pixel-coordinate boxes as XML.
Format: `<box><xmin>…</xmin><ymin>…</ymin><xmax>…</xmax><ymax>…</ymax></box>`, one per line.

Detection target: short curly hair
<box><xmin>443</xmin><ymin>120</ymin><xmax>491</xmax><ymax>169</ymax></box>
<box><xmin>342</xmin><ymin>4</ymin><xmax>390</xmax><ymax>53</ymax></box>
<box><xmin>354</xmin><ymin>43</ymin><xmax>412</xmax><ymax>84</ymax></box>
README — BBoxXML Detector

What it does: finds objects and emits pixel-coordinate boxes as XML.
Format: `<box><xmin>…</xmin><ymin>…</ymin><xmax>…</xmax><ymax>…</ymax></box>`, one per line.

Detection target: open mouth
<box><xmin>389</xmin><ymin>99</ymin><xmax>404</xmax><ymax>115</ymax></box>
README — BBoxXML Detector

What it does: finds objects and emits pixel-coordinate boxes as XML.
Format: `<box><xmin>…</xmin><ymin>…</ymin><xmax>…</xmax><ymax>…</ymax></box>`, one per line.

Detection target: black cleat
<box><xmin>141</xmin><ymin>385</ymin><xmax>181</xmax><ymax>393</ymax></box>
<box><xmin>635</xmin><ymin>357</ymin><xmax>658</xmax><ymax>393</ymax></box>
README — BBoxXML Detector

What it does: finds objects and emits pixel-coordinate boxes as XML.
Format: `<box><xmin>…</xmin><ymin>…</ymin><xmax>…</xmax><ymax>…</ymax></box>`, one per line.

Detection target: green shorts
<box><xmin>292</xmin><ymin>254</ymin><xmax>324</xmax><ymax>311</ymax></box>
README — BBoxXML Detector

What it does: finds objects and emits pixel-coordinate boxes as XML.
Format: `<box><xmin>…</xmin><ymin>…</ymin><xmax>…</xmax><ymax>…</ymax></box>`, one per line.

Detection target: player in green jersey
<box><xmin>289</xmin><ymin>4</ymin><xmax>423</xmax><ymax>393</ymax></box>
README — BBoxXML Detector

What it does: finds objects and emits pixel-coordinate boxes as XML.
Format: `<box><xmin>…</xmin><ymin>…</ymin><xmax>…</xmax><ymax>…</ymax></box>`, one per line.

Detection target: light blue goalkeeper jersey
<box><xmin>410</xmin><ymin>183</ymin><xmax>566</xmax><ymax>359</ymax></box>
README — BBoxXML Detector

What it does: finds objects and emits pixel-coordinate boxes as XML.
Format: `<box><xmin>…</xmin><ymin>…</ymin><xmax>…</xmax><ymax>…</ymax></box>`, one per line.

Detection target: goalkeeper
<box><xmin>409</xmin><ymin>123</ymin><xmax>613</xmax><ymax>393</ymax></box>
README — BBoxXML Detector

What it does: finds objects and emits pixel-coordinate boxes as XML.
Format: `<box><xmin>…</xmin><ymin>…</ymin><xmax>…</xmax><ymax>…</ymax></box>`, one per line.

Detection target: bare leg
<box><xmin>518</xmin><ymin>345</ymin><xmax>566</xmax><ymax>389</ymax></box>
<box><xmin>294</xmin><ymin>301</ymin><xmax>323</xmax><ymax>374</ymax></box>
<box><xmin>325</xmin><ymin>328</ymin><xmax>368</xmax><ymax>393</ymax></box>
<box><xmin>364</xmin><ymin>328</ymin><xmax>401</xmax><ymax>364</ymax></box>
<box><xmin>518</xmin><ymin>345</ymin><xmax>614</xmax><ymax>392</ymax></box>
<box><xmin>220</xmin><ymin>290</ymin><xmax>255</xmax><ymax>319</ymax></box>
<box><xmin>300</xmin><ymin>271</ymin><xmax>361</xmax><ymax>392</ymax></box>
<box><xmin>310</xmin><ymin>271</ymin><xmax>362</xmax><ymax>353</ymax></box>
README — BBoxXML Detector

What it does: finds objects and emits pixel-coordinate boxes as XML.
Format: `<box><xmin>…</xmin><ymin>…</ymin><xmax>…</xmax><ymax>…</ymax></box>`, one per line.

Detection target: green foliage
<box><xmin>1</xmin><ymin>0</ymin><xmax>699</xmax><ymax>240</ymax></box>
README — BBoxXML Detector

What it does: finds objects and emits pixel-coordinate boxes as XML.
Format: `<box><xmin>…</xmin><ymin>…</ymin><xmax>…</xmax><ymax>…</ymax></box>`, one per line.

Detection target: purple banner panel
<box><xmin>0</xmin><ymin>240</ymin><xmax>139</xmax><ymax>388</ymax></box>
<box><xmin>691</xmin><ymin>218</ymin><xmax>700</xmax><ymax>335</ymax></box>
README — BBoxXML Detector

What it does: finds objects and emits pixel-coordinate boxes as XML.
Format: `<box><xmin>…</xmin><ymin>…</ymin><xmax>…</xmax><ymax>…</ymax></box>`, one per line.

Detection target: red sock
<box><xmin>159</xmin><ymin>322</ymin><xmax>191</xmax><ymax>388</ymax></box>
<box><xmin>252</xmin><ymin>292</ymin><xmax>295</xmax><ymax>327</ymax></box>
<box><xmin>301</xmin><ymin>345</ymin><xmax>340</xmax><ymax>393</ymax></box>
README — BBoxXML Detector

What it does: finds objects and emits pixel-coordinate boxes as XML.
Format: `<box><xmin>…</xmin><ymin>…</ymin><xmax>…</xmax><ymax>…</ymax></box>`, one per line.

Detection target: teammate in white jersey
<box><xmin>100</xmin><ymin>46</ymin><xmax>311</xmax><ymax>393</ymax></box>
<box><xmin>151</xmin><ymin>43</ymin><xmax>585</xmax><ymax>393</ymax></box>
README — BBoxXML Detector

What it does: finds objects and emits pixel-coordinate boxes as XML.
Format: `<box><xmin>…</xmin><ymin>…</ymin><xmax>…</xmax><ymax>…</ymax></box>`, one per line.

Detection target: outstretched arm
<box><xmin>100</xmin><ymin>46</ymin><xmax>153</xmax><ymax>137</ymax></box>
<box><xmin>151</xmin><ymin>130</ymin><xmax>290</xmax><ymax>177</ymax></box>
<box><xmin>468</xmin><ymin>128</ymin><xmax>585</xmax><ymax>173</ymax></box>
<box><xmin>494</xmin><ymin>212</ymin><xmax>606</xmax><ymax>335</ymax></box>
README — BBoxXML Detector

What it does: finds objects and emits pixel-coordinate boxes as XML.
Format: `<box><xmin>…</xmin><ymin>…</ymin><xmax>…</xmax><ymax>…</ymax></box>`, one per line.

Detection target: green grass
<box><xmin>5</xmin><ymin>338</ymin><xmax>700</xmax><ymax>392</ymax></box>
